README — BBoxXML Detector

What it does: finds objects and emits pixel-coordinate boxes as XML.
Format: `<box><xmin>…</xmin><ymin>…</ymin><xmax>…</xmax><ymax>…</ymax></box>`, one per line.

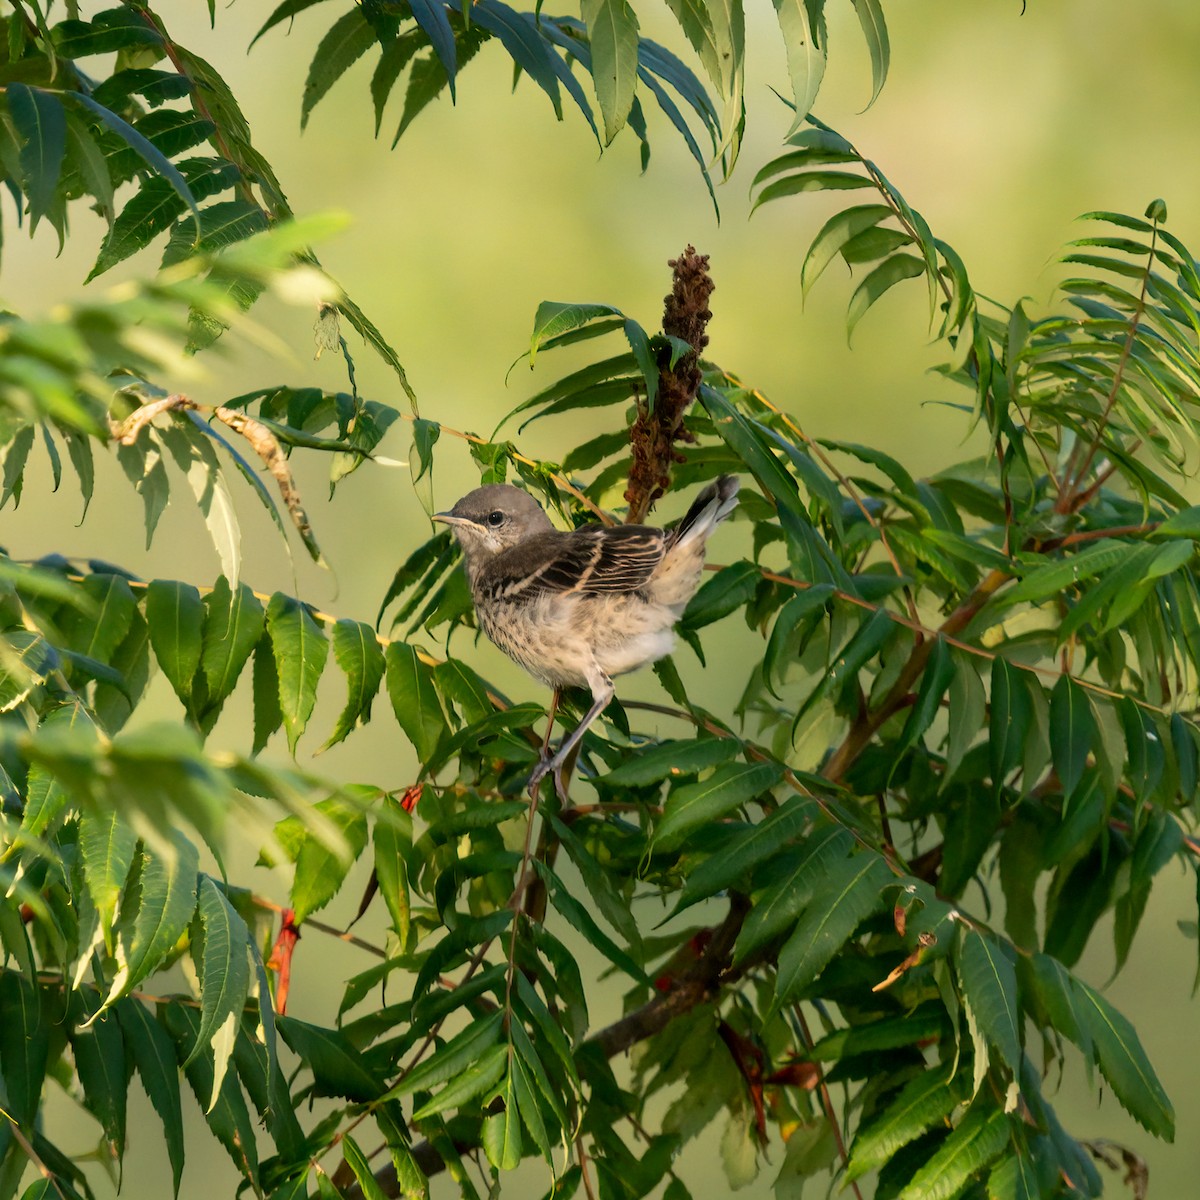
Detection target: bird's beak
<box><xmin>431</xmin><ymin>512</ymin><xmax>462</xmax><ymax>526</ymax></box>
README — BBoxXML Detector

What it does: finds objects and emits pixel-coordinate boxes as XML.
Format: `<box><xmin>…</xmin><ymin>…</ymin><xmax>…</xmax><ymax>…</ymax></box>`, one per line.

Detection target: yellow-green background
<box><xmin>6</xmin><ymin>0</ymin><xmax>1200</xmax><ymax>1195</ymax></box>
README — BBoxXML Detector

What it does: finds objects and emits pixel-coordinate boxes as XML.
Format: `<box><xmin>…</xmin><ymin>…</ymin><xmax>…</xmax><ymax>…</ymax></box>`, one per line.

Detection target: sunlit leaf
<box><xmin>323</xmin><ymin>619</ymin><xmax>386</xmax><ymax>749</ymax></box>
<box><xmin>385</xmin><ymin>641</ymin><xmax>447</xmax><ymax>762</ymax></box>
<box><xmin>266</xmin><ymin>593</ymin><xmax>329</xmax><ymax>754</ymax></box>
<box><xmin>583</xmin><ymin>0</ymin><xmax>640</xmax><ymax>143</ymax></box>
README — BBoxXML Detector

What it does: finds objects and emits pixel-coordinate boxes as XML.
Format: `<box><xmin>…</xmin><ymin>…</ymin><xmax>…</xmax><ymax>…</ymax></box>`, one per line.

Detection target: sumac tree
<box><xmin>0</xmin><ymin>4</ymin><xmax>1194</xmax><ymax>1200</ymax></box>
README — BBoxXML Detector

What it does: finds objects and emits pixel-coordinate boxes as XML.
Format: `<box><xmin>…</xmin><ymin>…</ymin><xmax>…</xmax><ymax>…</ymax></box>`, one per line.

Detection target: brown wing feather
<box><xmin>480</xmin><ymin>526</ymin><xmax>665</xmax><ymax>600</ymax></box>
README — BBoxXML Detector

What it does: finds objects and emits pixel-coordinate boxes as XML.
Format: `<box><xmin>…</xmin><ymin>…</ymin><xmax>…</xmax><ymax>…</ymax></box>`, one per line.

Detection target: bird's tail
<box><xmin>670</xmin><ymin>475</ymin><xmax>740</xmax><ymax>549</ymax></box>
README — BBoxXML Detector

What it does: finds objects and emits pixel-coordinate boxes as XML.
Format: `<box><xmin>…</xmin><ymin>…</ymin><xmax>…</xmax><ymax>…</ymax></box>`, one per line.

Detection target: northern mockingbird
<box><xmin>433</xmin><ymin>475</ymin><xmax>740</xmax><ymax>796</ymax></box>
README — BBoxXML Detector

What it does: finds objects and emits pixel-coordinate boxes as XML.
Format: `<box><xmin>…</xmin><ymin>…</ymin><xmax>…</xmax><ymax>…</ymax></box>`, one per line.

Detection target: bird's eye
<box><xmin>486</xmin><ymin>510</ymin><xmax>505</xmax><ymax>528</ymax></box>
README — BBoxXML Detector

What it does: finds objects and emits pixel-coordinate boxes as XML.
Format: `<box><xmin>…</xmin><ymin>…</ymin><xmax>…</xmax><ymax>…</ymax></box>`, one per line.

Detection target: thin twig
<box><xmin>1057</xmin><ymin>222</ymin><xmax>1160</xmax><ymax>514</ymax></box>
<box><xmin>250</xmin><ymin>895</ymin><xmax>388</xmax><ymax>958</ymax></box>
<box><xmin>576</xmin><ymin>1136</ymin><xmax>600</xmax><ymax>1200</ymax></box>
<box><xmin>793</xmin><ymin>1005</ymin><xmax>864</xmax><ymax>1200</ymax></box>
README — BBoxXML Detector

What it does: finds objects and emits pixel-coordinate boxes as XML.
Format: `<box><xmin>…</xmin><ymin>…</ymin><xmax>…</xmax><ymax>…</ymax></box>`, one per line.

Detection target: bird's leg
<box><xmin>540</xmin><ymin>687</ymin><xmax>562</xmax><ymax>759</ymax></box>
<box><xmin>527</xmin><ymin>687</ymin><xmax>563</xmax><ymax>796</ymax></box>
<box><xmin>534</xmin><ymin>674</ymin><xmax>614</xmax><ymax>803</ymax></box>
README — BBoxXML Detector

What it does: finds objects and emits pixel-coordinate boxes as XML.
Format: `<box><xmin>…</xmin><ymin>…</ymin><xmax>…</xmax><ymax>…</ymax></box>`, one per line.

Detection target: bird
<box><xmin>432</xmin><ymin>475</ymin><xmax>740</xmax><ymax>798</ymax></box>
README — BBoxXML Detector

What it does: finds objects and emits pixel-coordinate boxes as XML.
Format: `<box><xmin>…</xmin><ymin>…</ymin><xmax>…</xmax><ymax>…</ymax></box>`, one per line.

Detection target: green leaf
<box><xmin>371</xmin><ymin>28</ymin><xmax>425</xmax><ymax>132</ymax></box>
<box><xmin>386</xmin><ymin>641</ymin><xmax>447</xmax><ymax>763</ymax></box>
<box><xmin>1049</xmin><ymin>674</ymin><xmax>1095</xmax><ymax>803</ymax></box>
<box><xmin>266</xmin><ymin>593</ymin><xmax>329</xmax><ymax>754</ymax></box>
<box><xmin>847</xmin><ymin>253</ymin><xmax>927</xmax><ymax>338</ymax></box>
<box><xmin>653</xmin><ymin>760</ymin><xmax>783</xmax><ymax>850</ymax></box>
<box><xmin>290</xmin><ymin>798</ymin><xmax>369</xmax><ymax>923</ymax></box>
<box><xmin>508</xmin><ymin>1027</ymin><xmax>553</xmax><ymax>1160</ymax></box>
<box><xmin>21</xmin><ymin>703</ymin><xmax>92</xmax><ymax>836</ymax></box>
<box><xmin>734</xmin><ymin>826</ymin><xmax>853</xmax><ymax>962</ymax></box>
<box><xmin>69</xmin><ymin>988</ymin><xmax>129</xmax><ymax>1161</ymax></box>
<box><xmin>374</xmin><ymin>796</ymin><xmax>413</xmax><ymax>945</ymax></box>
<box><xmin>188</xmin><ymin>876</ymin><xmax>251</xmax><ymax>1110</ymax></box>
<box><xmin>88</xmin><ymin>158</ymin><xmax>238</xmax><ymax>279</ymax></box>
<box><xmin>1073</xmin><ymin>976</ymin><xmax>1174</xmax><ymax>1139</ymax></box>
<box><xmin>63</xmin><ymin>573</ymin><xmax>137</xmax><ymax>666</ymax></box>
<box><xmin>145</xmin><ymin>580</ymin><xmax>205</xmax><ymax>710</ymax></box>
<box><xmin>852</xmin><ymin>0</ymin><xmax>889</xmax><ymax>106</ymax></box>
<box><xmin>583</xmin><ymin>0</ymin><xmax>640</xmax><ymax>143</ymax></box>
<box><xmin>1100</xmin><ymin>540</ymin><xmax>1192</xmax><ymax>633</ymax></box>
<box><xmin>108</xmin><ymin>832</ymin><xmax>200</xmax><ymax>1005</ymax></box>
<box><xmin>301</xmin><ymin>8</ymin><xmax>380</xmax><ymax>127</ymax></box>
<box><xmin>342</xmin><ymin>1134</ymin><xmax>391</xmax><ymax>1200</ymax></box>
<box><xmin>467</xmin><ymin>2</ymin><xmax>563</xmax><ymax>123</ymax></box>
<box><xmin>0</xmin><ymin>970</ymin><xmax>48</xmax><ymax>1127</ymax></box>
<box><xmin>409</xmin><ymin>0</ymin><xmax>459</xmax><ymax>97</ymax></box>
<box><xmin>895</xmin><ymin>1107</ymin><xmax>1010</xmax><ymax>1200</ymax></box>
<box><xmin>482</xmin><ymin>1069</ymin><xmax>524</xmax><ymax>1169</ymax></box>
<box><xmin>252</xmin><ymin>633</ymin><xmax>283</xmax><ymax>754</ymax></box>
<box><xmin>70</xmin><ymin>93</ymin><xmax>201</xmax><ymax>229</ymax></box>
<box><xmin>623</xmin><ymin>317</ymin><xmax>659</xmax><ymax>412</ymax></box>
<box><xmin>389</xmin><ymin>1011</ymin><xmax>505</xmax><ymax>1098</ymax></box>
<box><xmin>840</xmin><ymin>224</ymin><xmax>911</xmax><ymax>265</ymax></box>
<box><xmin>673</xmin><ymin>795</ymin><xmax>815</xmax><ymax>916</ymax></box>
<box><xmin>200</xmin><ymin>577</ymin><xmax>265</xmax><ymax>718</ymax></box>
<box><xmin>774</xmin><ymin>852</ymin><xmax>892</xmax><ymax>1004</ymax></box>
<box><xmin>945</xmin><ymin>652</ymin><xmax>985</xmax><ymax>782</ymax></box>
<box><xmin>802</xmin><ymin>204</ymin><xmax>892</xmax><ymax>294</ymax></box>
<box><xmin>323</xmin><ymin>619</ymin><xmax>386</xmax><ymax>749</ymax></box>
<box><xmin>1</xmin><ymin>631</ymin><xmax>60</xmax><ymax>717</ymax></box>
<box><xmin>535</xmin><ymin>861</ymin><xmax>650</xmax><ymax>983</ymax></box>
<box><xmin>988</xmin><ymin>657</ymin><xmax>1030</xmax><ymax>791</ymax></box>
<box><xmin>602</xmin><ymin>737</ymin><xmax>741</xmax><ymax>787</ymax></box>
<box><xmin>987</xmin><ymin>1151</ymin><xmax>1040</xmax><ymax>1200</ymax></box>
<box><xmin>956</xmin><ymin>932</ymin><xmax>1020</xmax><ymax>1076</ymax></box>
<box><xmin>699</xmin><ymin>387</ymin><xmax>819</xmax><ymax>561</ymax></box>
<box><xmin>161</xmin><ymin>197</ymin><xmax>268</xmax><ymax>267</ymax></box>
<box><xmin>847</xmin><ymin>1069</ymin><xmax>963</xmax><ymax>1181</ymax></box>
<box><xmin>772</xmin><ymin>0</ymin><xmax>825</xmax><ymax>132</ymax></box>
<box><xmin>406</xmin><ymin>416</ymin><xmax>441</xmax><ymax>516</ymax></box>
<box><xmin>412</xmin><ymin>1043</ymin><xmax>508</xmax><ymax>1119</ymax></box>
<box><xmin>1154</xmin><ymin>506</ymin><xmax>1200</xmax><ymax>539</ymax></box>
<box><xmin>1004</xmin><ymin>539</ymin><xmax>1130</xmax><ymax>604</ymax></box>
<box><xmin>1027</xmin><ymin>954</ymin><xmax>1092</xmax><ymax>1071</ymax></box>
<box><xmin>159</xmin><ymin>425</ymin><xmax>242</xmax><ymax>583</ymax></box>
<box><xmin>8</xmin><ymin>84</ymin><xmax>66</xmax><ymax>230</ymax></box>
<box><xmin>117</xmin><ymin>999</ymin><xmax>185</xmax><ymax>1195</ymax></box>
<box><xmin>681</xmin><ymin>560</ymin><xmax>761</xmax><ymax>631</ymax></box>
<box><xmin>753</xmin><ymin>169</ymin><xmax>873</xmax><ymax>211</ymax></box>
<box><xmin>550</xmin><ymin>816</ymin><xmax>641</xmax><ymax>951</ymax></box>
<box><xmin>162</xmin><ymin>1001</ymin><xmax>259</xmax><ymax>1181</ymax></box>
<box><xmin>661</xmin><ymin>0</ymin><xmax>722</xmax><ymax>100</ymax></box>
<box><xmin>892</xmin><ymin>635</ymin><xmax>955</xmax><ymax>763</ymax></box>
<box><xmin>79</xmin><ymin>807</ymin><xmax>138</xmax><ymax>933</ymax></box>
<box><xmin>764</xmin><ymin>584</ymin><xmax>835</xmax><ymax>695</ymax></box>
<box><xmin>276</xmin><ymin>1016</ymin><xmax>385</xmax><ymax>1102</ymax></box>
<box><xmin>1172</xmin><ymin>713</ymin><xmax>1198</xmax><ymax>804</ymax></box>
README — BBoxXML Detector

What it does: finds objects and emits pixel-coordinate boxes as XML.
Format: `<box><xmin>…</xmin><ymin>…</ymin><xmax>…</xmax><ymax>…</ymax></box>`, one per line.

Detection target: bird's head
<box><xmin>432</xmin><ymin>484</ymin><xmax>554</xmax><ymax>567</ymax></box>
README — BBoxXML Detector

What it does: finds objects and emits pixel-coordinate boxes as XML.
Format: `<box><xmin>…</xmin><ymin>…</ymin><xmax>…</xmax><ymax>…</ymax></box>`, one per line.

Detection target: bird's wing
<box><xmin>484</xmin><ymin>526</ymin><xmax>666</xmax><ymax>599</ymax></box>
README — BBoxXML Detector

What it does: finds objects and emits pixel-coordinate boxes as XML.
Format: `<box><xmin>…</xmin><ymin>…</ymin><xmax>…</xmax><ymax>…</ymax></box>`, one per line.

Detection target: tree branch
<box><xmin>342</xmin><ymin>895</ymin><xmax>750</xmax><ymax>1200</ymax></box>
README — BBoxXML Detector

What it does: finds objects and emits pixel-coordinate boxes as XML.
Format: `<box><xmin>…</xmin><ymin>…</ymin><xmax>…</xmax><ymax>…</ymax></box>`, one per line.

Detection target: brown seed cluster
<box><xmin>625</xmin><ymin>245</ymin><xmax>714</xmax><ymax>524</ymax></box>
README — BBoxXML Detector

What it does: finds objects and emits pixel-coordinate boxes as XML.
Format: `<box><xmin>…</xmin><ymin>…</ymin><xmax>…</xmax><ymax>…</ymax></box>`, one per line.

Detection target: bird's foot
<box><xmin>527</xmin><ymin>752</ymin><xmax>571</xmax><ymax>803</ymax></box>
<box><xmin>527</xmin><ymin>756</ymin><xmax>552</xmax><ymax>795</ymax></box>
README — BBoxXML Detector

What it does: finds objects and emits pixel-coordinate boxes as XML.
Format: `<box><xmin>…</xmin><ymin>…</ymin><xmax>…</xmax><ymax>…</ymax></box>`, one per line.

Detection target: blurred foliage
<box><xmin>1</xmin><ymin>4</ymin><xmax>1198</xmax><ymax>1200</ymax></box>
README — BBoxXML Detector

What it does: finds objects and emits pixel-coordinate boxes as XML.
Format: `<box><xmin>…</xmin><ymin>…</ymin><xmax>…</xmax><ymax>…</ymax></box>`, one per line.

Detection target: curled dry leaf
<box><xmin>215</xmin><ymin>406</ymin><xmax>322</xmax><ymax>562</ymax></box>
